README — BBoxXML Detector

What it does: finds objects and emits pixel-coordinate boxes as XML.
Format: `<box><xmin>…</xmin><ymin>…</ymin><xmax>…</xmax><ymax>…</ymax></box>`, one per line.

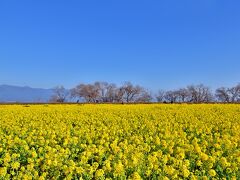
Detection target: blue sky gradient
<box><xmin>0</xmin><ymin>0</ymin><xmax>239</xmax><ymax>91</ymax></box>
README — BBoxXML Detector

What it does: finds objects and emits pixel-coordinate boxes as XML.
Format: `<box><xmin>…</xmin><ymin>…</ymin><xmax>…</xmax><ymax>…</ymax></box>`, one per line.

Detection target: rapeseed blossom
<box><xmin>0</xmin><ymin>104</ymin><xmax>239</xmax><ymax>179</ymax></box>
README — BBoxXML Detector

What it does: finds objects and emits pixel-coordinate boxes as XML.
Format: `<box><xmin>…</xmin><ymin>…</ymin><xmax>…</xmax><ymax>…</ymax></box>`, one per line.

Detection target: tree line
<box><xmin>50</xmin><ymin>82</ymin><xmax>240</xmax><ymax>103</ymax></box>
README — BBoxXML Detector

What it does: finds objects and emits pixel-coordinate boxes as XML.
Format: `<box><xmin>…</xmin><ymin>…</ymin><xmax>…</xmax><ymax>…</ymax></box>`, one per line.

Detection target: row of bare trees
<box><xmin>50</xmin><ymin>82</ymin><xmax>152</xmax><ymax>103</ymax></box>
<box><xmin>156</xmin><ymin>84</ymin><xmax>240</xmax><ymax>103</ymax></box>
<box><xmin>215</xmin><ymin>84</ymin><xmax>240</xmax><ymax>102</ymax></box>
<box><xmin>156</xmin><ymin>84</ymin><xmax>213</xmax><ymax>103</ymax></box>
<box><xmin>50</xmin><ymin>82</ymin><xmax>240</xmax><ymax>103</ymax></box>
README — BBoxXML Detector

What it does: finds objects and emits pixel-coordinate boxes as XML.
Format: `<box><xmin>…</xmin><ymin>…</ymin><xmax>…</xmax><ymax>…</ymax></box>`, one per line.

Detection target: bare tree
<box><xmin>114</xmin><ymin>87</ymin><xmax>125</xmax><ymax>103</ymax></box>
<box><xmin>235</xmin><ymin>83</ymin><xmax>240</xmax><ymax>102</ymax></box>
<box><xmin>228</xmin><ymin>88</ymin><xmax>237</xmax><ymax>102</ymax></box>
<box><xmin>176</xmin><ymin>88</ymin><xmax>190</xmax><ymax>102</ymax></box>
<box><xmin>71</xmin><ymin>83</ymin><xmax>99</xmax><ymax>102</ymax></box>
<box><xmin>215</xmin><ymin>87</ymin><xmax>231</xmax><ymax>102</ymax></box>
<box><xmin>105</xmin><ymin>83</ymin><xmax>118</xmax><ymax>102</ymax></box>
<box><xmin>120</xmin><ymin>82</ymin><xmax>147</xmax><ymax>103</ymax></box>
<box><xmin>187</xmin><ymin>84</ymin><xmax>213</xmax><ymax>103</ymax></box>
<box><xmin>122</xmin><ymin>82</ymin><xmax>139</xmax><ymax>102</ymax></box>
<box><xmin>228</xmin><ymin>83</ymin><xmax>240</xmax><ymax>102</ymax></box>
<box><xmin>156</xmin><ymin>90</ymin><xmax>166</xmax><ymax>102</ymax></box>
<box><xmin>135</xmin><ymin>90</ymin><xmax>152</xmax><ymax>102</ymax></box>
<box><xmin>71</xmin><ymin>82</ymin><xmax>123</xmax><ymax>103</ymax></box>
<box><xmin>50</xmin><ymin>86</ymin><xmax>69</xmax><ymax>103</ymax></box>
<box><xmin>164</xmin><ymin>90</ymin><xmax>179</xmax><ymax>103</ymax></box>
<box><xmin>215</xmin><ymin>84</ymin><xmax>240</xmax><ymax>103</ymax></box>
<box><xmin>93</xmin><ymin>81</ymin><xmax>108</xmax><ymax>102</ymax></box>
<box><xmin>94</xmin><ymin>82</ymin><xmax>121</xmax><ymax>102</ymax></box>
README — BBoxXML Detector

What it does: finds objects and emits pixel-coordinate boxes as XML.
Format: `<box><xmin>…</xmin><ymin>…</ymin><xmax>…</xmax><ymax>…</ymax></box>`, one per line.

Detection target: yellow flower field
<box><xmin>0</xmin><ymin>104</ymin><xmax>239</xmax><ymax>179</ymax></box>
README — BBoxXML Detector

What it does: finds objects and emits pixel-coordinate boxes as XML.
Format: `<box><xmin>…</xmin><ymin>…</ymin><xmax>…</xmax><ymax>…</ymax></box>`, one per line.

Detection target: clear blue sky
<box><xmin>0</xmin><ymin>0</ymin><xmax>239</xmax><ymax>91</ymax></box>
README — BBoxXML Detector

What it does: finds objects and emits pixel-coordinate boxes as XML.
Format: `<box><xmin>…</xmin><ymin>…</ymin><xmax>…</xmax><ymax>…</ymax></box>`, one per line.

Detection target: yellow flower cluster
<box><xmin>0</xmin><ymin>104</ymin><xmax>239</xmax><ymax>179</ymax></box>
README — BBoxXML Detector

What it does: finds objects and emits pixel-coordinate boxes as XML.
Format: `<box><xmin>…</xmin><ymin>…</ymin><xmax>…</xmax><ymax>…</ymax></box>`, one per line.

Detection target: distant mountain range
<box><xmin>0</xmin><ymin>85</ymin><xmax>54</xmax><ymax>102</ymax></box>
